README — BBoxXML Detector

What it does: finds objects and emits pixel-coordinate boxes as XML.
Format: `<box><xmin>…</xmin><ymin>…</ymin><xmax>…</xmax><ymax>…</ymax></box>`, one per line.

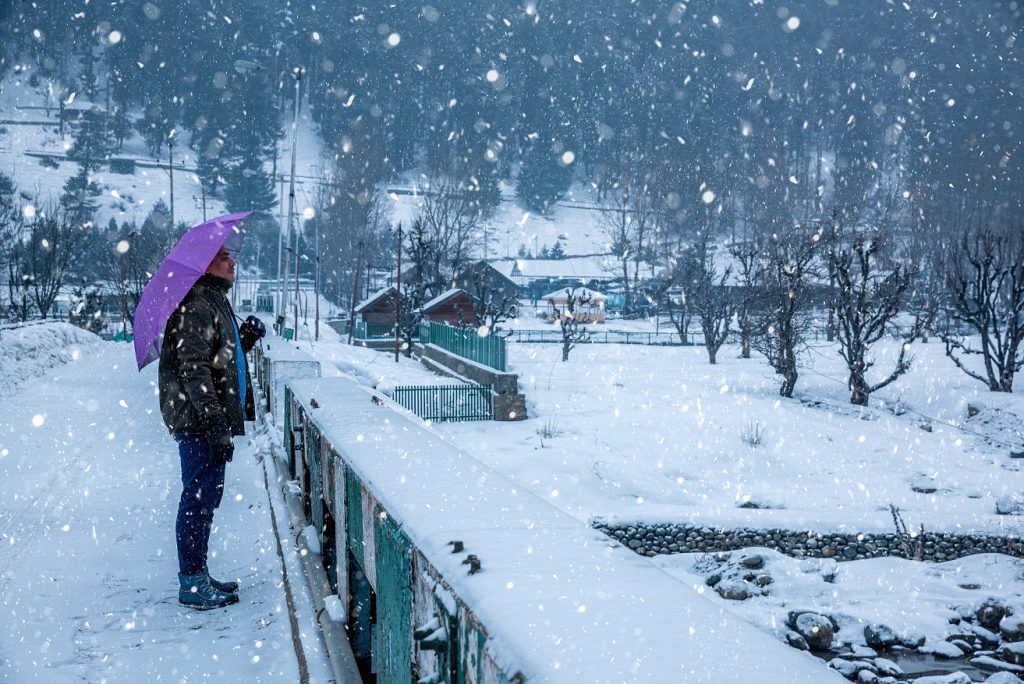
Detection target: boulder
<box><xmin>792</xmin><ymin>612</ymin><xmax>836</xmax><ymax>651</ymax></box>
<box><xmin>984</xmin><ymin>672</ymin><xmax>1024</xmax><ymax>683</ymax></box>
<box><xmin>1001</xmin><ymin>614</ymin><xmax>1024</xmax><ymax>642</ymax></box>
<box><xmin>714</xmin><ymin>580</ymin><xmax>749</xmax><ymax>601</ymax></box>
<box><xmin>979</xmin><ymin>599</ymin><xmax>1011</xmax><ymax>631</ymax></box>
<box><xmin>864</xmin><ymin>623</ymin><xmax>900</xmax><ymax>649</ymax></box>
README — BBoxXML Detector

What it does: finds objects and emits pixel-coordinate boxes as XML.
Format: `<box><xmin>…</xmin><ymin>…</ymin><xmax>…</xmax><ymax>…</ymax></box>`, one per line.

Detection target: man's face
<box><xmin>206</xmin><ymin>246</ymin><xmax>236</xmax><ymax>282</ymax></box>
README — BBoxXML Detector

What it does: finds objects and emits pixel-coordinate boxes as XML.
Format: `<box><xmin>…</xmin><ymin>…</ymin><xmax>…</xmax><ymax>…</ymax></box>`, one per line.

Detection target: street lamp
<box><xmin>234</xmin><ymin>59</ymin><xmax>304</xmax><ymax>336</ymax></box>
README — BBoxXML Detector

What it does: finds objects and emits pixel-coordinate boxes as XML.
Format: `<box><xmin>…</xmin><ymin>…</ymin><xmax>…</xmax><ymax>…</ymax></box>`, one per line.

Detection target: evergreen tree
<box><xmin>61</xmin><ymin>169</ymin><xmax>99</xmax><ymax>225</ymax></box>
<box><xmin>516</xmin><ymin>143</ymin><xmax>572</xmax><ymax>215</ymax></box>
<box><xmin>66</xmin><ymin>113</ymin><xmax>111</xmax><ymax>175</ymax></box>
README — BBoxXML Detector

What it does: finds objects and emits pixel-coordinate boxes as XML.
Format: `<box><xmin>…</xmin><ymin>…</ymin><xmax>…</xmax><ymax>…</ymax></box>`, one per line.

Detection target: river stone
<box><xmin>864</xmin><ymin>624</ymin><xmax>900</xmax><ymax>649</ymax></box>
<box><xmin>996</xmin><ymin>495</ymin><xmax>1022</xmax><ymax>515</ymax></box>
<box><xmin>715</xmin><ymin>580</ymin><xmax>749</xmax><ymax>601</ymax></box>
<box><xmin>1002</xmin><ymin>642</ymin><xmax>1024</xmax><ymax>666</ymax></box>
<box><xmin>947</xmin><ymin>638</ymin><xmax>974</xmax><ymax>655</ymax></box>
<box><xmin>740</xmin><ymin>553</ymin><xmax>764</xmax><ymax>569</ymax></box>
<box><xmin>872</xmin><ymin>657</ymin><xmax>903</xmax><ymax>677</ymax></box>
<box><xmin>979</xmin><ymin>600</ymin><xmax>1011</xmax><ymax>631</ymax></box>
<box><xmin>785</xmin><ymin>630</ymin><xmax>809</xmax><ymax>651</ymax></box>
<box><xmin>912</xmin><ymin>674</ymin><xmax>972</xmax><ymax>684</ymax></box>
<box><xmin>792</xmin><ymin>612</ymin><xmax>835</xmax><ymax>650</ymax></box>
<box><xmin>984</xmin><ymin>672</ymin><xmax>1024</xmax><ymax>684</ymax></box>
<box><xmin>1001</xmin><ymin>614</ymin><xmax>1024</xmax><ymax>642</ymax></box>
<box><xmin>828</xmin><ymin>657</ymin><xmax>860</xmax><ymax>678</ymax></box>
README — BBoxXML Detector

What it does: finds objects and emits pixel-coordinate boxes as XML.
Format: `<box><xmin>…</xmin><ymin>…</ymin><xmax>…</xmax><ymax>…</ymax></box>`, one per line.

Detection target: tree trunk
<box><xmin>780</xmin><ymin>370</ymin><xmax>797</xmax><ymax>398</ymax></box>
<box><xmin>707</xmin><ymin>347</ymin><xmax>717</xmax><ymax>364</ymax></box>
<box><xmin>850</xmin><ymin>376</ymin><xmax>870</xmax><ymax>406</ymax></box>
<box><xmin>561</xmin><ymin>342</ymin><xmax>570</xmax><ymax>362</ymax></box>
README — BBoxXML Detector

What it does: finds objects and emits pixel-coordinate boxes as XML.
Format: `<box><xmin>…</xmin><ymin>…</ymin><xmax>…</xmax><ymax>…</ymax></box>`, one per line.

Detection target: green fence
<box><xmin>391</xmin><ymin>384</ymin><xmax>494</xmax><ymax>422</ymax></box>
<box><xmin>419</xmin><ymin>321</ymin><xmax>507</xmax><ymax>372</ymax></box>
<box><xmin>353</xmin><ymin>321</ymin><xmax>396</xmax><ymax>339</ymax></box>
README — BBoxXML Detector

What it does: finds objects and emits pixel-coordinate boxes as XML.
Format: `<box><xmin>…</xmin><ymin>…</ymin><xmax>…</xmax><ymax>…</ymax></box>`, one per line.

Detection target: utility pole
<box><xmin>168</xmin><ymin>131</ymin><xmax>175</xmax><ymax>230</ymax></box>
<box><xmin>394</xmin><ymin>223</ymin><xmax>402</xmax><ymax>363</ymax></box>
<box><xmin>314</xmin><ymin>221</ymin><xmax>320</xmax><ymax>341</ymax></box>
<box><xmin>348</xmin><ymin>239</ymin><xmax>364</xmax><ymax>345</ymax></box>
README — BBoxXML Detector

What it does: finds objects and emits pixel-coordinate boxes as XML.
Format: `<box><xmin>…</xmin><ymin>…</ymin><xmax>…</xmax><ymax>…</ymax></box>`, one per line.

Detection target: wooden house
<box><xmin>354</xmin><ymin>286</ymin><xmax>397</xmax><ymax>324</ymax></box>
<box><xmin>418</xmin><ymin>288</ymin><xmax>479</xmax><ymax>326</ymax></box>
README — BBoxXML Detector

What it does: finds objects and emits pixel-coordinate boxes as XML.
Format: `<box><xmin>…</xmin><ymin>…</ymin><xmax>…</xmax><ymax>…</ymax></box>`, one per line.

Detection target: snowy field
<box><xmin>3</xmin><ymin>323</ymin><xmax>1023</xmax><ymax>683</ymax></box>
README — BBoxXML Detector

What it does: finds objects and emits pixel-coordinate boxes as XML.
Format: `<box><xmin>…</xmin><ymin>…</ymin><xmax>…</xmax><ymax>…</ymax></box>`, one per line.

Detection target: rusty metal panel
<box><xmin>360</xmin><ymin>484</ymin><xmax>378</xmax><ymax>590</ymax></box>
<box><xmin>411</xmin><ymin>552</ymin><xmax>459</xmax><ymax>684</ymax></box>
<box><xmin>375</xmin><ymin>512</ymin><xmax>413</xmax><ymax>684</ymax></box>
<box><xmin>283</xmin><ymin>386</ymin><xmax>294</xmax><ymax>473</ymax></box>
<box><xmin>307</xmin><ymin>423</ymin><xmax>324</xmax><ymax>539</ymax></box>
<box><xmin>456</xmin><ymin>609</ymin><xmax>487</xmax><ymax>684</ymax></box>
<box><xmin>333</xmin><ymin>457</ymin><xmax>348</xmax><ymax>613</ymax></box>
<box><xmin>323</xmin><ymin>443</ymin><xmax>337</xmax><ymax>518</ymax></box>
<box><xmin>345</xmin><ymin>464</ymin><xmax>364</xmax><ymax>568</ymax></box>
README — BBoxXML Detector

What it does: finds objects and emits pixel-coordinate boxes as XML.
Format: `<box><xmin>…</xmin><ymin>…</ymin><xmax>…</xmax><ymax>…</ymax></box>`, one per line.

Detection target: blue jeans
<box><xmin>174</xmin><ymin>435</ymin><xmax>227</xmax><ymax>575</ymax></box>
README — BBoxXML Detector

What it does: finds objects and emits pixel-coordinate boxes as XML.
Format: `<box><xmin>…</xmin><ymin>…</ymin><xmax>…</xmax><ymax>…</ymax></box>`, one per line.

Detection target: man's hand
<box><xmin>210</xmin><ymin>434</ymin><xmax>234</xmax><ymax>463</ymax></box>
<box><xmin>240</xmin><ymin>315</ymin><xmax>266</xmax><ymax>341</ymax></box>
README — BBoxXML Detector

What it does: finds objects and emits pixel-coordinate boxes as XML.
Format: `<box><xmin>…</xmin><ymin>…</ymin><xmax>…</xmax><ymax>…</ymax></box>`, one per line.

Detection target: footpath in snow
<box><xmin>0</xmin><ymin>324</ymin><xmax>316</xmax><ymax>683</ymax></box>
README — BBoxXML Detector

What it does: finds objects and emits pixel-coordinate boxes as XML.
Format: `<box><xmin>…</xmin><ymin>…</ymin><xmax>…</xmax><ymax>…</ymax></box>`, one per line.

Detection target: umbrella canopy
<box><xmin>133</xmin><ymin>211</ymin><xmax>252</xmax><ymax>370</ymax></box>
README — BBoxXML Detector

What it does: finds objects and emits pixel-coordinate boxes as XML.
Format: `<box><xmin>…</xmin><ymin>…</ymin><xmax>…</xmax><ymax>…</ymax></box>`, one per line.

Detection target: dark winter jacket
<box><xmin>158</xmin><ymin>274</ymin><xmax>257</xmax><ymax>440</ymax></box>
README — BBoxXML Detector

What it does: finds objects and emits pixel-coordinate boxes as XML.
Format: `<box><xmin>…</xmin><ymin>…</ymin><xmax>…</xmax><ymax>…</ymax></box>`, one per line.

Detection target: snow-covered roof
<box><xmin>510</xmin><ymin>256</ymin><xmax>619</xmax><ymax>282</ymax></box>
<box><xmin>354</xmin><ymin>286</ymin><xmax>396</xmax><ymax>313</ymax></box>
<box><xmin>418</xmin><ymin>287</ymin><xmax>473</xmax><ymax>312</ymax></box>
<box><xmin>541</xmin><ymin>286</ymin><xmax>607</xmax><ymax>302</ymax></box>
<box><xmin>484</xmin><ymin>259</ymin><xmax>518</xmax><ymax>279</ymax></box>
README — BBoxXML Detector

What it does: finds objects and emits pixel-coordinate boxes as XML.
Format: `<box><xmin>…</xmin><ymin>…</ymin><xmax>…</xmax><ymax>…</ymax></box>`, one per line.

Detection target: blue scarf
<box><xmin>233</xmin><ymin>319</ymin><xmax>247</xmax><ymax>414</ymax></box>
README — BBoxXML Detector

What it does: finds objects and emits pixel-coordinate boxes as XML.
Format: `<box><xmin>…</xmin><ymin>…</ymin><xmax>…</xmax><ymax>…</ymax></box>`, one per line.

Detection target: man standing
<box><xmin>158</xmin><ymin>245</ymin><xmax>266</xmax><ymax>610</ymax></box>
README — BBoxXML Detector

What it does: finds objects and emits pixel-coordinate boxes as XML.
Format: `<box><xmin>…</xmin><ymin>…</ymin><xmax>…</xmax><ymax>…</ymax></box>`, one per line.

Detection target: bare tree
<box><xmin>465</xmin><ymin>270</ymin><xmax>518</xmax><ymax>335</ymax></box>
<box><xmin>553</xmin><ymin>287</ymin><xmax>593</xmax><ymax>362</ymax></box>
<box><xmin>0</xmin><ymin>174</ymin><xmax>24</xmax><ymax>319</ymax></box>
<box><xmin>828</xmin><ymin>224</ymin><xmax>924</xmax><ymax>405</ymax></box>
<box><xmin>750</xmin><ymin>227</ymin><xmax>823</xmax><ymax>398</ymax></box>
<box><xmin>728</xmin><ymin>239</ymin><xmax>761</xmax><ymax>359</ymax></box>
<box><xmin>940</xmin><ymin>219</ymin><xmax>1024</xmax><ymax>392</ymax></box>
<box><xmin>673</xmin><ymin>244</ymin><xmax>733</xmax><ymax>364</ymax></box>
<box><xmin>601</xmin><ymin>185</ymin><xmax>656</xmax><ymax>313</ymax></box>
<box><xmin>25</xmin><ymin>202</ymin><xmax>88</xmax><ymax>319</ymax></box>
<box><xmin>656</xmin><ymin>274</ymin><xmax>692</xmax><ymax>345</ymax></box>
<box><xmin>415</xmin><ymin>174</ymin><xmax>485</xmax><ymax>293</ymax></box>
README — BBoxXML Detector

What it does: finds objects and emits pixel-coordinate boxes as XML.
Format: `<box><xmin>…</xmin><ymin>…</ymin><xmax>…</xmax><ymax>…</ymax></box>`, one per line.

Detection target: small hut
<box><xmin>418</xmin><ymin>288</ymin><xmax>478</xmax><ymax>326</ymax></box>
<box><xmin>354</xmin><ymin>286</ymin><xmax>397</xmax><ymax>324</ymax></box>
<box><xmin>541</xmin><ymin>287</ymin><xmax>607</xmax><ymax>323</ymax></box>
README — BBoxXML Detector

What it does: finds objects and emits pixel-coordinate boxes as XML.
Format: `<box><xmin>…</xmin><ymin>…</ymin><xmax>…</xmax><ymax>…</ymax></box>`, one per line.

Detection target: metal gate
<box><xmin>391</xmin><ymin>384</ymin><xmax>493</xmax><ymax>422</ymax></box>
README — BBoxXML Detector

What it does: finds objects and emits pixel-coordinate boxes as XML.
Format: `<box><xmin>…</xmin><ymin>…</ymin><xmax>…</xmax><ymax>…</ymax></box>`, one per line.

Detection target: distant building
<box><xmin>456</xmin><ymin>260</ymin><xmax>521</xmax><ymax>302</ymax></box>
<box><xmin>541</xmin><ymin>287</ymin><xmax>607</xmax><ymax>324</ymax></box>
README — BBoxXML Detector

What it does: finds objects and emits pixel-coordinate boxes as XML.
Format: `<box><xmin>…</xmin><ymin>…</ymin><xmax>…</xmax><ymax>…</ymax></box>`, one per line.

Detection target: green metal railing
<box><xmin>353</xmin><ymin>321</ymin><xmax>396</xmax><ymax>339</ymax></box>
<box><xmin>391</xmin><ymin>384</ymin><xmax>494</xmax><ymax>422</ymax></box>
<box><xmin>419</xmin><ymin>321</ymin><xmax>507</xmax><ymax>372</ymax></box>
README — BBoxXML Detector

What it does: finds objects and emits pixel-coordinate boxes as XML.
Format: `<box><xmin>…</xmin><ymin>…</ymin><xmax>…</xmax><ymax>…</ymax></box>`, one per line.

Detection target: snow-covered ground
<box><xmin>2</xmin><ymin>322</ymin><xmax>1023</xmax><ymax>682</ymax></box>
<box><xmin>0</xmin><ymin>323</ymin><xmax>331</xmax><ymax>683</ymax></box>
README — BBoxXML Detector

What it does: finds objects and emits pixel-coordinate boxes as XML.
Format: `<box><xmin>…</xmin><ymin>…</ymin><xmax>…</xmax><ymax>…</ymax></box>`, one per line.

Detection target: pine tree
<box><xmin>66</xmin><ymin>113</ymin><xmax>111</xmax><ymax>175</ymax></box>
<box><xmin>516</xmin><ymin>144</ymin><xmax>572</xmax><ymax>215</ymax></box>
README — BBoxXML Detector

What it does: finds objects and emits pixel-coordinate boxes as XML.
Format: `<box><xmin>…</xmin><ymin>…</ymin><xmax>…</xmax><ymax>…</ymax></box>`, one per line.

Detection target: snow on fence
<box><xmin>255</xmin><ymin>346</ymin><xmax>836</xmax><ymax>683</ymax></box>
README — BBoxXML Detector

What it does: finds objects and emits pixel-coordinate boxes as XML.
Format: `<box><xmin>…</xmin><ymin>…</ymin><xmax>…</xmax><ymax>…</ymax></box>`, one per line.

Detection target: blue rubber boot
<box><xmin>204</xmin><ymin>566</ymin><xmax>239</xmax><ymax>594</ymax></box>
<box><xmin>178</xmin><ymin>571</ymin><xmax>239</xmax><ymax>610</ymax></box>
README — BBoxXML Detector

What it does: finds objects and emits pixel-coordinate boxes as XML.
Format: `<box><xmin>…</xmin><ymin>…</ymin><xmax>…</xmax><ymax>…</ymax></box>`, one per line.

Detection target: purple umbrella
<box><xmin>133</xmin><ymin>211</ymin><xmax>252</xmax><ymax>370</ymax></box>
